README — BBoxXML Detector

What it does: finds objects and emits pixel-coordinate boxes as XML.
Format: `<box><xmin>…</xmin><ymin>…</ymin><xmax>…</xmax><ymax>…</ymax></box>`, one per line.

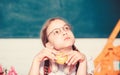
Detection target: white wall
<box><xmin>0</xmin><ymin>38</ymin><xmax>120</xmax><ymax>75</ymax></box>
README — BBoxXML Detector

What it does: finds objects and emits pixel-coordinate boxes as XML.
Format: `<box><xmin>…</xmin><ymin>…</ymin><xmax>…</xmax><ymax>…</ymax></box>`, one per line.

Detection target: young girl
<box><xmin>29</xmin><ymin>17</ymin><xmax>87</xmax><ymax>75</ymax></box>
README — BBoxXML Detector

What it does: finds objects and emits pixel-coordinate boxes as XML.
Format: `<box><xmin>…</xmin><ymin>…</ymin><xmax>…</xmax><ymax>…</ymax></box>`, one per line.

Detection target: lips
<box><xmin>64</xmin><ymin>37</ymin><xmax>70</xmax><ymax>40</ymax></box>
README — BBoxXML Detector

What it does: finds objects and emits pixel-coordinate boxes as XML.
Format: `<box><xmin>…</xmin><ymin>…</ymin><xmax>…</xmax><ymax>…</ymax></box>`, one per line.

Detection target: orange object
<box><xmin>56</xmin><ymin>53</ymin><xmax>68</xmax><ymax>65</ymax></box>
<box><xmin>94</xmin><ymin>20</ymin><xmax>120</xmax><ymax>75</ymax></box>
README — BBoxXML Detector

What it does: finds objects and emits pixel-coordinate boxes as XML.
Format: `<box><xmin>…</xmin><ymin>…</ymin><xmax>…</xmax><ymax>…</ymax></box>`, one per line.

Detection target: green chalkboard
<box><xmin>0</xmin><ymin>0</ymin><xmax>120</xmax><ymax>38</ymax></box>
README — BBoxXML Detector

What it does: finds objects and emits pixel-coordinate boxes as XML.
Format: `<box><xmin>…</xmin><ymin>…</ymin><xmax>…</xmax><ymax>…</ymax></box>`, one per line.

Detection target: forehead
<box><xmin>47</xmin><ymin>19</ymin><xmax>67</xmax><ymax>33</ymax></box>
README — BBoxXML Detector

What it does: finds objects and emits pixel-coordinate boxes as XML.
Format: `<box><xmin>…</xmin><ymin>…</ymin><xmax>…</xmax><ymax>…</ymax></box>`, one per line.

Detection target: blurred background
<box><xmin>0</xmin><ymin>0</ymin><xmax>120</xmax><ymax>38</ymax></box>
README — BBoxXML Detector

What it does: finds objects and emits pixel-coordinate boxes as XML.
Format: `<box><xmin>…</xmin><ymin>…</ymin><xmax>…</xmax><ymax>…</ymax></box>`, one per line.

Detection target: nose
<box><xmin>61</xmin><ymin>29</ymin><xmax>67</xmax><ymax>36</ymax></box>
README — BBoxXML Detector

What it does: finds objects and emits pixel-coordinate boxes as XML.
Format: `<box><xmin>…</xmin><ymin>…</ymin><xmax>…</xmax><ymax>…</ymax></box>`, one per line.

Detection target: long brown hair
<box><xmin>40</xmin><ymin>17</ymin><xmax>79</xmax><ymax>75</ymax></box>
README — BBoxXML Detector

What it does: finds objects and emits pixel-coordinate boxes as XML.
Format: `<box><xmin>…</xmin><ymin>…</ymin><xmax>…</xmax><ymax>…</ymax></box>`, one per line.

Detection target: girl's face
<box><xmin>46</xmin><ymin>19</ymin><xmax>75</xmax><ymax>50</ymax></box>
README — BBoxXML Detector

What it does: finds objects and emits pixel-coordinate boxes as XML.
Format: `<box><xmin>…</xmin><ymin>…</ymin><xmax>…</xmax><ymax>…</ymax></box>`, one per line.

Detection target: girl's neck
<box><xmin>58</xmin><ymin>46</ymin><xmax>73</xmax><ymax>53</ymax></box>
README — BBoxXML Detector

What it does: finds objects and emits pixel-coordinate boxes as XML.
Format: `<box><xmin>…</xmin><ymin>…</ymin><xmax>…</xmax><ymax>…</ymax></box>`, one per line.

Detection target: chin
<box><xmin>67</xmin><ymin>40</ymin><xmax>75</xmax><ymax>45</ymax></box>
<box><xmin>54</xmin><ymin>43</ymin><xmax>73</xmax><ymax>50</ymax></box>
<box><xmin>63</xmin><ymin>42</ymin><xmax>74</xmax><ymax>48</ymax></box>
<box><xmin>55</xmin><ymin>40</ymin><xmax>75</xmax><ymax>50</ymax></box>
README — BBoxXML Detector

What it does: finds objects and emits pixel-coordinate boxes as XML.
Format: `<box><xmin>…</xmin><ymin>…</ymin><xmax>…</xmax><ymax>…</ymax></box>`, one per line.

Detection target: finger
<box><xmin>66</xmin><ymin>51</ymin><xmax>80</xmax><ymax>65</ymax></box>
<box><xmin>71</xmin><ymin>52</ymin><xmax>85</xmax><ymax>64</ymax></box>
<box><xmin>43</xmin><ymin>51</ymin><xmax>56</xmax><ymax>62</ymax></box>
<box><xmin>66</xmin><ymin>53</ymin><xmax>75</xmax><ymax>64</ymax></box>
<box><xmin>79</xmin><ymin>53</ymin><xmax>85</xmax><ymax>62</ymax></box>
<box><xmin>68</xmin><ymin>55</ymin><xmax>77</xmax><ymax>65</ymax></box>
<box><xmin>43</xmin><ymin>48</ymin><xmax>58</xmax><ymax>61</ymax></box>
<box><xmin>46</xmin><ymin>54</ymin><xmax>56</xmax><ymax>62</ymax></box>
<box><xmin>45</xmin><ymin>43</ymin><xmax>58</xmax><ymax>54</ymax></box>
<box><xmin>45</xmin><ymin>48</ymin><xmax>58</xmax><ymax>55</ymax></box>
<box><xmin>71</xmin><ymin>57</ymin><xmax>80</xmax><ymax>65</ymax></box>
<box><xmin>51</xmin><ymin>50</ymin><xmax>59</xmax><ymax>56</ymax></box>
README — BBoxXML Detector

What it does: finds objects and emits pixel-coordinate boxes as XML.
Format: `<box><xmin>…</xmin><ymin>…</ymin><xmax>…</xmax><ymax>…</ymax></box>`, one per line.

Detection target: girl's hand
<box><xmin>33</xmin><ymin>47</ymin><xmax>58</xmax><ymax>63</ymax></box>
<box><xmin>64</xmin><ymin>51</ymin><xmax>85</xmax><ymax>66</ymax></box>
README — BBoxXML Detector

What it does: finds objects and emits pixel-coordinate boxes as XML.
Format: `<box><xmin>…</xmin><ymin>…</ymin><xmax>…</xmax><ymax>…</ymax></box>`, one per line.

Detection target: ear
<box><xmin>45</xmin><ymin>42</ymin><xmax>54</xmax><ymax>49</ymax></box>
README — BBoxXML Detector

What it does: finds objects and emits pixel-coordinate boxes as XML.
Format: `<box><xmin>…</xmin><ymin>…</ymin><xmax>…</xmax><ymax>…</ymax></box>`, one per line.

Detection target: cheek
<box><xmin>48</xmin><ymin>37</ymin><xmax>63</xmax><ymax>46</ymax></box>
<box><xmin>52</xmin><ymin>38</ymin><xmax>64</xmax><ymax>49</ymax></box>
<box><xmin>54</xmin><ymin>38</ymin><xmax>63</xmax><ymax>45</ymax></box>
